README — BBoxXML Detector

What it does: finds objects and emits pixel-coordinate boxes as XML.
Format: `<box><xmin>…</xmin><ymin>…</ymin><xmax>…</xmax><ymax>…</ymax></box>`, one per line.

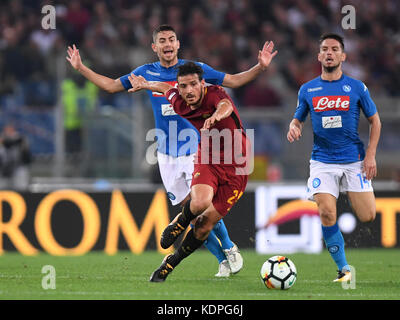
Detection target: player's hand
<box><xmin>258</xmin><ymin>41</ymin><xmax>278</xmax><ymax>70</ymax></box>
<box><xmin>363</xmin><ymin>152</ymin><xmax>377</xmax><ymax>180</ymax></box>
<box><xmin>127</xmin><ymin>74</ymin><xmax>147</xmax><ymax>92</ymax></box>
<box><xmin>287</xmin><ymin>125</ymin><xmax>301</xmax><ymax>143</ymax></box>
<box><xmin>66</xmin><ymin>44</ymin><xmax>83</xmax><ymax>71</ymax></box>
<box><xmin>201</xmin><ymin>115</ymin><xmax>219</xmax><ymax>130</ymax></box>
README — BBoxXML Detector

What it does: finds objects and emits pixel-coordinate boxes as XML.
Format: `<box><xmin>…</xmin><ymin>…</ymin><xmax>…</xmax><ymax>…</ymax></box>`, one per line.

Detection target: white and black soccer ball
<box><xmin>260</xmin><ymin>256</ymin><xmax>297</xmax><ymax>290</ymax></box>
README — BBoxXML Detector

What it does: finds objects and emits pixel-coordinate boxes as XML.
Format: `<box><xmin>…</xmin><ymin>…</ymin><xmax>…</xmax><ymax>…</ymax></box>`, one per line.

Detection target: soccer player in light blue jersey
<box><xmin>287</xmin><ymin>33</ymin><xmax>381</xmax><ymax>282</ymax></box>
<box><xmin>67</xmin><ymin>24</ymin><xmax>277</xmax><ymax>277</ymax></box>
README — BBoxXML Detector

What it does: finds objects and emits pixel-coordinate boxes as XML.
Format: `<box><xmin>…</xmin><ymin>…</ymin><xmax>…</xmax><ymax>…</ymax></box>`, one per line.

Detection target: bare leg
<box><xmin>347</xmin><ymin>191</ymin><xmax>376</xmax><ymax>222</ymax></box>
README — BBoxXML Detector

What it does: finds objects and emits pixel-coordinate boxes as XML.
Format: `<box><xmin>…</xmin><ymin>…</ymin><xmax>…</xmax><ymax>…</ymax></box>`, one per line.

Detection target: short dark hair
<box><xmin>177</xmin><ymin>62</ymin><xmax>204</xmax><ymax>81</ymax></box>
<box><xmin>152</xmin><ymin>24</ymin><xmax>176</xmax><ymax>42</ymax></box>
<box><xmin>319</xmin><ymin>33</ymin><xmax>345</xmax><ymax>51</ymax></box>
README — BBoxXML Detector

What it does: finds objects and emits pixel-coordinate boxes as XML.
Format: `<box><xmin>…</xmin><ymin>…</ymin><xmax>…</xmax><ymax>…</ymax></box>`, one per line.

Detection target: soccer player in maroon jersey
<box><xmin>68</xmin><ymin>25</ymin><xmax>277</xmax><ymax>277</ymax></box>
<box><xmin>128</xmin><ymin>62</ymin><xmax>251</xmax><ymax>282</ymax></box>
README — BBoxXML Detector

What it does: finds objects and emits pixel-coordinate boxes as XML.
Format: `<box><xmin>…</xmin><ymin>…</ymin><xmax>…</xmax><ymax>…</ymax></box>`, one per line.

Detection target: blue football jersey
<box><xmin>293</xmin><ymin>74</ymin><xmax>377</xmax><ymax>163</ymax></box>
<box><xmin>120</xmin><ymin>59</ymin><xmax>226</xmax><ymax>157</ymax></box>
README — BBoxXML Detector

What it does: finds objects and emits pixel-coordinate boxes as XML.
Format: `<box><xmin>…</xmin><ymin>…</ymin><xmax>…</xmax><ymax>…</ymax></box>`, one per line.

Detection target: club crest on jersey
<box><xmin>202</xmin><ymin>113</ymin><xmax>211</xmax><ymax>119</ymax></box>
<box><xmin>342</xmin><ymin>85</ymin><xmax>351</xmax><ymax>92</ymax></box>
<box><xmin>312</xmin><ymin>96</ymin><xmax>350</xmax><ymax>112</ymax></box>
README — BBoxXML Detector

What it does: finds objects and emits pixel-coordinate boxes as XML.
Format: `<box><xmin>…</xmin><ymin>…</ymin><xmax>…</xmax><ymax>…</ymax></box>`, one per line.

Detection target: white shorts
<box><xmin>307</xmin><ymin>160</ymin><xmax>373</xmax><ymax>201</ymax></box>
<box><xmin>157</xmin><ymin>151</ymin><xmax>195</xmax><ymax>206</ymax></box>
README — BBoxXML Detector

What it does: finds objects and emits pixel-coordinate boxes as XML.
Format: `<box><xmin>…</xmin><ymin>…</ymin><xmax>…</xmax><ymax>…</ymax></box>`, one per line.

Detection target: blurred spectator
<box><xmin>0</xmin><ymin>124</ymin><xmax>32</xmax><ymax>190</ymax></box>
<box><xmin>30</xmin><ymin>28</ymin><xmax>60</xmax><ymax>56</ymax></box>
<box><xmin>342</xmin><ymin>51</ymin><xmax>367</xmax><ymax>82</ymax></box>
<box><xmin>0</xmin><ymin>44</ymin><xmax>16</xmax><ymax>107</ymax></box>
<box><xmin>0</xmin><ymin>0</ymin><xmax>399</xmax><ymax>181</ymax></box>
<box><xmin>63</xmin><ymin>0</ymin><xmax>91</xmax><ymax>43</ymax></box>
<box><xmin>242</xmin><ymin>72</ymin><xmax>282</xmax><ymax>107</ymax></box>
<box><xmin>62</xmin><ymin>71</ymin><xmax>98</xmax><ymax>154</ymax></box>
<box><xmin>0</xmin><ymin>0</ymin><xmax>398</xmax><ymax>109</ymax></box>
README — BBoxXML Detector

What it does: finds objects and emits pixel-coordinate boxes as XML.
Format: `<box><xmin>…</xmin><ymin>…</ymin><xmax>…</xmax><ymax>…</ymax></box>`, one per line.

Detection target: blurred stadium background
<box><xmin>0</xmin><ymin>0</ymin><xmax>399</xmax><ymax>258</ymax></box>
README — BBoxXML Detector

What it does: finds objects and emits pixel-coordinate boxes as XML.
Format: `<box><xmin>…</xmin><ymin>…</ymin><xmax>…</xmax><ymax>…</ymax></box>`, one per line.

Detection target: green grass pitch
<box><xmin>0</xmin><ymin>249</ymin><xmax>399</xmax><ymax>300</ymax></box>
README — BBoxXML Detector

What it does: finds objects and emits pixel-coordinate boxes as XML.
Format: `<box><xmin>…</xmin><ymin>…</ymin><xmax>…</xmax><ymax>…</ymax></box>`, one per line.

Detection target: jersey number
<box><xmin>357</xmin><ymin>173</ymin><xmax>370</xmax><ymax>189</ymax></box>
<box><xmin>227</xmin><ymin>189</ymin><xmax>243</xmax><ymax>205</ymax></box>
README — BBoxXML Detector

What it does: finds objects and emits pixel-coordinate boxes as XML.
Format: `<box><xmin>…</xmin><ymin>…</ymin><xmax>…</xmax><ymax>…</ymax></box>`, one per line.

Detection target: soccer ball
<box><xmin>260</xmin><ymin>255</ymin><xmax>297</xmax><ymax>290</ymax></box>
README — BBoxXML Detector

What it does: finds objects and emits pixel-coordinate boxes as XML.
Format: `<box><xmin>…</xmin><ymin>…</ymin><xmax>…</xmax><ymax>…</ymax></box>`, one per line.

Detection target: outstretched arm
<box><xmin>202</xmin><ymin>99</ymin><xmax>233</xmax><ymax>130</ymax></box>
<box><xmin>222</xmin><ymin>41</ymin><xmax>278</xmax><ymax>88</ymax></box>
<box><xmin>127</xmin><ymin>74</ymin><xmax>173</xmax><ymax>95</ymax></box>
<box><xmin>66</xmin><ymin>44</ymin><xmax>124</xmax><ymax>93</ymax></box>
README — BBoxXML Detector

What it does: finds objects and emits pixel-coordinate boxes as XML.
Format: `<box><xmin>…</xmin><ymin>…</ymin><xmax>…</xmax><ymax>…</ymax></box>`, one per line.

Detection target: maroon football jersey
<box><xmin>166</xmin><ymin>85</ymin><xmax>250</xmax><ymax>167</ymax></box>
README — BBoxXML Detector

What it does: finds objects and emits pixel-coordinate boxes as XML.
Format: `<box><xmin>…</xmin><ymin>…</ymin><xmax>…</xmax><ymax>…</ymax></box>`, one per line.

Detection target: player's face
<box><xmin>318</xmin><ymin>38</ymin><xmax>346</xmax><ymax>71</ymax></box>
<box><xmin>177</xmin><ymin>74</ymin><xmax>205</xmax><ymax>107</ymax></box>
<box><xmin>152</xmin><ymin>31</ymin><xmax>180</xmax><ymax>65</ymax></box>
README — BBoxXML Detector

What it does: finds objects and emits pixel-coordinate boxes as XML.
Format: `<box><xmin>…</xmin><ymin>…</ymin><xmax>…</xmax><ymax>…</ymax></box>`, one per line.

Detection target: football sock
<box><xmin>177</xmin><ymin>200</ymin><xmax>197</xmax><ymax>228</ymax></box>
<box><xmin>212</xmin><ymin>220</ymin><xmax>234</xmax><ymax>250</ymax></box>
<box><xmin>321</xmin><ymin>222</ymin><xmax>350</xmax><ymax>272</ymax></box>
<box><xmin>202</xmin><ymin>228</ymin><xmax>227</xmax><ymax>263</ymax></box>
<box><xmin>168</xmin><ymin>228</ymin><xmax>205</xmax><ymax>268</ymax></box>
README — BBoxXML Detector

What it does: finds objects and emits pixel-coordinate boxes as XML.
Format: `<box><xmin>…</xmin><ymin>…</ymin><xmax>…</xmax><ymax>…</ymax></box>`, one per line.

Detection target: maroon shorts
<box><xmin>191</xmin><ymin>163</ymin><xmax>248</xmax><ymax>216</ymax></box>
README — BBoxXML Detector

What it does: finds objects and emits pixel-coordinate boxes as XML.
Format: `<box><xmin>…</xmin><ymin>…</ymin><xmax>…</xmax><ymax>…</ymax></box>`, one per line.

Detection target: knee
<box><xmin>193</xmin><ymin>215</ymin><xmax>213</xmax><ymax>239</ymax></box>
<box><xmin>319</xmin><ymin>206</ymin><xmax>337</xmax><ymax>226</ymax></box>
<box><xmin>359</xmin><ymin>208</ymin><xmax>376</xmax><ymax>223</ymax></box>
<box><xmin>179</xmin><ymin>194</ymin><xmax>191</xmax><ymax>208</ymax></box>
<box><xmin>190</xmin><ymin>198</ymin><xmax>211</xmax><ymax>214</ymax></box>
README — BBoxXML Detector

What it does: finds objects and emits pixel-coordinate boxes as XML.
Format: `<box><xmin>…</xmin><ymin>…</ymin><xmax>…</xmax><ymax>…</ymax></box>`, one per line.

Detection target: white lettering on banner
<box><xmin>313</xmin><ymin>96</ymin><xmax>350</xmax><ymax>112</ymax></box>
<box><xmin>255</xmin><ymin>185</ymin><xmax>322</xmax><ymax>254</ymax></box>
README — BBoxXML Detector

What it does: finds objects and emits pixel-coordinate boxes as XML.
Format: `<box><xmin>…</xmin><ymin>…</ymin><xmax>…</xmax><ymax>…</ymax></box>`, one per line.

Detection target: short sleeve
<box><xmin>359</xmin><ymin>82</ymin><xmax>377</xmax><ymax>118</ymax></box>
<box><xmin>165</xmin><ymin>88</ymin><xmax>185</xmax><ymax>115</ymax></box>
<box><xmin>119</xmin><ymin>66</ymin><xmax>145</xmax><ymax>91</ymax></box>
<box><xmin>293</xmin><ymin>85</ymin><xmax>309</xmax><ymax>122</ymax></box>
<box><xmin>207</xmin><ymin>86</ymin><xmax>229</xmax><ymax>110</ymax></box>
<box><xmin>166</xmin><ymin>88</ymin><xmax>180</xmax><ymax>105</ymax></box>
<box><xmin>196</xmin><ymin>62</ymin><xmax>226</xmax><ymax>85</ymax></box>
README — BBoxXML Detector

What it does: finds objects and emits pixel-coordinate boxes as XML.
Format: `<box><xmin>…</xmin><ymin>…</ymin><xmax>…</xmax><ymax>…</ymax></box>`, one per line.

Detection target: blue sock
<box><xmin>212</xmin><ymin>220</ymin><xmax>234</xmax><ymax>250</ymax></box>
<box><xmin>321</xmin><ymin>223</ymin><xmax>350</xmax><ymax>272</ymax></box>
<box><xmin>191</xmin><ymin>224</ymin><xmax>226</xmax><ymax>263</ymax></box>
